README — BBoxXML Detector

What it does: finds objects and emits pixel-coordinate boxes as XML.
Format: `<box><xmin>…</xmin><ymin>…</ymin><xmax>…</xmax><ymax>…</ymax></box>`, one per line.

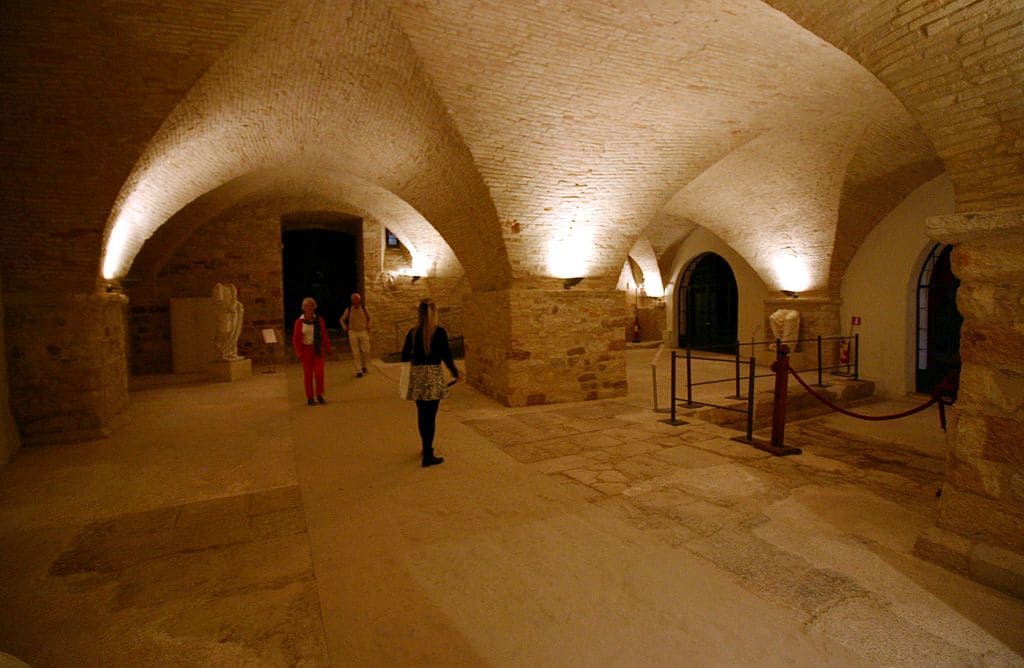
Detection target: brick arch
<box><xmin>130</xmin><ymin>167</ymin><xmax>462</xmax><ymax>282</ymax></box>
<box><xmin>101</xmin><ymin>0</ymin><xmax>509</xmax><ymax>292</ymax></box>
<box><xmin>766</xmin><ymin>0</ymin><xmax>1024</xmax><ymax>212</ymax></box>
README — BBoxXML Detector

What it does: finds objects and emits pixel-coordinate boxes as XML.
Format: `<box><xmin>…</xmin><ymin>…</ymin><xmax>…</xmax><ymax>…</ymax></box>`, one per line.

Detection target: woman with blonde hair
<box><xmin>291</xmin><ymin>297</ymin><xmax>332</xmax><ymax>406</ymax></box>
<box><xmin>400</xmin><ymin>299</ymin><xmax>461</xmax><ymax>467</ymax></box>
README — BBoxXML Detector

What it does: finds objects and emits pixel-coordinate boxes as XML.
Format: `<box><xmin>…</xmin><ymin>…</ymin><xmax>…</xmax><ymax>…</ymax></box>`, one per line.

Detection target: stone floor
<box><xmin>0</xmin><ymin>349</ymin><xmax>1021</xmax><ymax>666</ymax></box>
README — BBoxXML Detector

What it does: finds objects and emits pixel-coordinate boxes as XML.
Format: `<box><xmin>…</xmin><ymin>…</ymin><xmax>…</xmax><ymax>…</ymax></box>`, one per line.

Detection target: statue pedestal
<box><xmin>208</xmin><ymin>358</ymin><xmax>252</xmax><ymax>382</ymax></box>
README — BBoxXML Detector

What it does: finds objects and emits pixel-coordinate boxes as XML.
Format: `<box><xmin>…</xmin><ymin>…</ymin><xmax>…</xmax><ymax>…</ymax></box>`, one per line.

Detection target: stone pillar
<box><xmin>758</xmin><ymin>296</ymin><xmax>841</xmax><ymax>371</ymax></box>
<box><xmin>4</xmin><ymin>291</ymin><xmax>129</xmax><ymax>445</ymax></box>
<box><xmin>914</xmin><ymin>208</ymin><xmax>1024</xmax><ymax>598</ymax></box>
<box><xmin>464</xmin><ymin>288</ymin><xmax>628</xmax><ymax>406</ymax></box>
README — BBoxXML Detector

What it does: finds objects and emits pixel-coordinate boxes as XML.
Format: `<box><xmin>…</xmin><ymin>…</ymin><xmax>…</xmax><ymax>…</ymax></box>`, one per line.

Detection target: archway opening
<box><xmin>677</xmin><ymin>252</ymin><xmax>738</xmax><ymax>354</ymax></box>
<box><xmin>915</xmin><ymin>244</ymin><xmax>961</xmax><ymax>394</ymax></box>
<box><xmin>281</xmin><ymin>217</ymin><xmax>361</xmax><ymax>331</ymax></box>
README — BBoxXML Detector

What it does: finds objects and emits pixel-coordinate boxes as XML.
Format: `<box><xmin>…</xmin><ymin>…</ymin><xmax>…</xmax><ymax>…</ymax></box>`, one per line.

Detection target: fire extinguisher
<box><xmin>838</xmin><ymin>338</ymin><xmax>849</xmax><ymax>364</ymax></box>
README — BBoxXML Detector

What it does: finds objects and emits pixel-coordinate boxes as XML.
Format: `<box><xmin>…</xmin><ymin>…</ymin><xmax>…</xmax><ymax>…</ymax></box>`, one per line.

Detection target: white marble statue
<box><xmin>212</xmin><ymin>282</ymin><xmax>244</xmax><ymax>361</ymax></box>
<box><xmin>769</xmin><ymin>308</ymin><xmax>800</xmax><ymax>350</ymax></box>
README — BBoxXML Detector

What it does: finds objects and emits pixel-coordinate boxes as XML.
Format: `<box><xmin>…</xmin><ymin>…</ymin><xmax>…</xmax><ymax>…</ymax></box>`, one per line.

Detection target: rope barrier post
<box><xmin>660</xmin><ymin>349</ymin><xmax>688</xmax><ymax>426</ymax></box>
<box><xmin>756</xmin><ymin>344</ymin><xmax>802</xmax><ymax>455</ymax></box>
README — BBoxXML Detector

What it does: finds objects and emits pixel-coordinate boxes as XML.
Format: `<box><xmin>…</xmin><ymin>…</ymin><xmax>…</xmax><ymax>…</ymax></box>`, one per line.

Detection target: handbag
<box><xmin>398</xmin><ymin>362</ymin><xmax>411</xmax><ymax>400</ymax></box>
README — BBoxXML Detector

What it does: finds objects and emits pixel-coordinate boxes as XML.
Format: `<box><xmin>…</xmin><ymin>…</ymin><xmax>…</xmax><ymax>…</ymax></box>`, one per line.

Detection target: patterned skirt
<box><xmin>407</xmin><ymin>363</ymin><xmax>451</xmax><ymax>401</ymax></box>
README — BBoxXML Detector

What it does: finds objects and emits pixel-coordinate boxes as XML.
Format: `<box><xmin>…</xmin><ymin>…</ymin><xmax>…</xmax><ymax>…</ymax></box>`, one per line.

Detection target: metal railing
<box><xmin>664</xmin><ymin>334</ymin><xmax>861</xmax><ymax>447</ymax></box>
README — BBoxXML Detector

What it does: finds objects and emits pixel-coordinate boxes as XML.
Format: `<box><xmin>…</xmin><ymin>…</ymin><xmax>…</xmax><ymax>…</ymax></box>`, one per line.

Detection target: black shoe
<box><xmin>316</xmin><ymin>395</ymin><xmax>326</xmax><ymax>404</ymax></box>
<box><xmin>356</xmin><ymin>372</ymin><xmax>363</xmax><ymax>378</ymax></box>
<box><xmin>307</xmin><ymin>399</ymin><xmax>316</xmax><ymax>406</ymax></box>
<box><xmin>422</xmin><ymin>456</ymin><xmax>444</xmax><ymax>468</ymax></box>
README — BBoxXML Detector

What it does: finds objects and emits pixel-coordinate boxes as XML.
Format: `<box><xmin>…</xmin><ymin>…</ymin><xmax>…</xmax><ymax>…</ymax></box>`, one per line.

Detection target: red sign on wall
<box><xmin>851</xmin><ymin>316</ymin><xmax>861</xmax><ymax>325</ymax></box>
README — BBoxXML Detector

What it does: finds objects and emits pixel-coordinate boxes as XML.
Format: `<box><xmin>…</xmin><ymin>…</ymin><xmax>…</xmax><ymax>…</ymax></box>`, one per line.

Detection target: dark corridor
<box><xmin>281</xmin><ymin>228</ymin><xmax>358</xmax><ymax>330</ymax></box>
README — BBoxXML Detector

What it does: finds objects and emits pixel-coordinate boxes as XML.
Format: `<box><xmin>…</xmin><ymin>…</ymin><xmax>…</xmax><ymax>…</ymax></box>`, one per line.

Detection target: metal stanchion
<box><xmin>661</xmin><ymin>349</ymin><xmax>688</xmax><ymax>426</ymax></box>
<box><xmin>685</xmin><ymin>342</ymin><xmax>694</xmax><ymax>407</ymax></box>
<box><xmin>817</xmin><ymin>335</ymin><xmax>823</xmax><ymax>387</ymax></box>
<box><xmin>853</xmin><ymin>333</ymin><xmax>860</xmax><ymax>381</ymax></box>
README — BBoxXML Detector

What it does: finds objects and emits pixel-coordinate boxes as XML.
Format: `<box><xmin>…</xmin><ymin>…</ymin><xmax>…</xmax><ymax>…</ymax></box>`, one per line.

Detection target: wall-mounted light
<box><xmin>782</xmin><ymin>290</ymin><xmax>799</xmax><ymax>299</ymax></box>
<box><xmin>411</xmin><ymin>275</ymin><xmax>421</xmax><ymax>284</ymax></box>
<box><xmin>563</xmin><ymin>276</ymin><xmax>584</xmax><ymax>290</ymax></box>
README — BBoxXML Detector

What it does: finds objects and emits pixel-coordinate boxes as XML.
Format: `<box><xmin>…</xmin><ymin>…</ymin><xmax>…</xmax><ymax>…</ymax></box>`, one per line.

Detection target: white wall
<box><xmin>664</xmin><ymin>227</ymin><xmax>768</xmax><ymax>346</ymax></box>
<box><xmin>839</xmin><ymin>174</ymin><xmax>954</xmax><ymax>398</ymax></box>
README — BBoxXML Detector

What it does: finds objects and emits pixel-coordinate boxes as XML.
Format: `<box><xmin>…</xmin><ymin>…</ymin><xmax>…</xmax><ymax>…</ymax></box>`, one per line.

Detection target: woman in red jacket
<box><xmin>291</xmin><ymin>297</ymin><xmax>332</xmax><ymax>406</ymax></box>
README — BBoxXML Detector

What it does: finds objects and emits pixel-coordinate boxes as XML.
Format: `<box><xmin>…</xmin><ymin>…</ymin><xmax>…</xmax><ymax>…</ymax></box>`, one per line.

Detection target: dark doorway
<box><xmin>916</xmin><ymin>244</ymin><xmax>962</xmax><ymax>393</ymax></box>
<box><xmin>281</xmin><ymin>228</ymin><xmax>358</xmax><ymax>330</ymax></box>
<box><xmin>678</xmin><ymin>253</ymin><xmax>738</xmax><ymax>354</ymax></box>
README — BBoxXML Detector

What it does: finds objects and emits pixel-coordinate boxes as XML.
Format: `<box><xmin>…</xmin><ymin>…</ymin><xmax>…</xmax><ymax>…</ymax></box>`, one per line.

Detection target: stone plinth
<box><xmin>464</xmin><ymin>287</ymin><xmax>628</xmax><ymax>406</ymax></box>
<box><xmin>208</xmin><ymin>358</ymin><xmax>252</xmax><ymax>382</ymax></box>
<box><xmin>913</xmin><ymin>207</ymin><xmax>1024</xmax><ymax>598</ymax></box>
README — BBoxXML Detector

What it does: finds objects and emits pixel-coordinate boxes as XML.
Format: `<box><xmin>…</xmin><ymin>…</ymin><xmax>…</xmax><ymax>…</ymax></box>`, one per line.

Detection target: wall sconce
<box><xmin>782</xmin><ymin>290</ymin><xmax>799</xmax><ymax>299</ymax></box>
<box><xmin>411</xmin><ymin>275</ymin><xmax>421</xmax><ymax>284</ymax></box>
<box><xmin>562</xmin><ymin>276</ymin><xmax>584</xmax><ymax>290</ymax></box>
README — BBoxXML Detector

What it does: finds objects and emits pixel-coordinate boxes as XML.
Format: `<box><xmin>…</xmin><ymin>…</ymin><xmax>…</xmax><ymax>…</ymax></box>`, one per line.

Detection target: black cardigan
<box><xmin>401</xmin><ymin>326</ymin><xmax>459</xmax><ymax>377</ymax></box>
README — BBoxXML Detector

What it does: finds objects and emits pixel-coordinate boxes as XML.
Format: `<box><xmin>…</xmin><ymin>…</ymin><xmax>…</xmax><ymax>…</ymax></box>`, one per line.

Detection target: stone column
<box><xmin>914</xmin><ymin>208</ymin><xmax>1024</xmax><ymax>598</ymax></box>
<box><xmin>464</xmin><ymin>288</ymin><xmax>628</xmax><ymax>406</ymax></box>
<box><xmin>758</xmin><ymin>296</ymin><xmax>841</xmax><ymax>371</ymax></box>
<box><xmin>4</xmin><ymin>291</ymin><xmax>129</xmax><ymax>445</ymax></box>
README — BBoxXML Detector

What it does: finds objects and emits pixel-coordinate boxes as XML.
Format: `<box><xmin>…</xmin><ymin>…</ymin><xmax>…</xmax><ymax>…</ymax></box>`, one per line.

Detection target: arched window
<box><xmin>677</xmin><ymin>253</ymin><xmax>738</xmax><ymax>354</ymax></box>
<box><xmin>915</xmin><ymin>244</ymin><xmax>961</xmax><ymax>394</ymax></box>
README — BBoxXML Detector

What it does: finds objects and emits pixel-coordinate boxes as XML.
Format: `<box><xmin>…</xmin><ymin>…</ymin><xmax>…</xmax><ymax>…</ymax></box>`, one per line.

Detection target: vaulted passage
<box><xmin>1</xmin><ymin>1</ymin><xmax>1023</xmax><ymax>661</ymax></box>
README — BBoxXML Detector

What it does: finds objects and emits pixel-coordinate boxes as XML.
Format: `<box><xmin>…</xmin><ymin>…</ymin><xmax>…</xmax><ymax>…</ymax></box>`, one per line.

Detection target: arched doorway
<box><xmin>677</xmin><ymin>253</ymin><xmax>738</xmax><ymax>354</ymax></box>
<box><xmin>915</xmin><ymin>244</ymin><xmax>962</xmax><ymax>394</ymax></box>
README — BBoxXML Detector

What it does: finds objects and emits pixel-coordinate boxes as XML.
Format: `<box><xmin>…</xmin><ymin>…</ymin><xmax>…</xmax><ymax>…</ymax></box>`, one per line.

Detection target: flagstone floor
<box><xmin>0</xmin><ymin>349</ymin><xmax>1020</xmax><ymax>666</ymax></box>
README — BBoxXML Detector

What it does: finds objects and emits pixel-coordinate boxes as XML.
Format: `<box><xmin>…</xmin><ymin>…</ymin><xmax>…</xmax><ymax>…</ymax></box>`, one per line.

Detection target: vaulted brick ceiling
<box><xmin>4</xmin><ymin>1</ymin><xmax>1019</xmax><ymax>296</ymax></box>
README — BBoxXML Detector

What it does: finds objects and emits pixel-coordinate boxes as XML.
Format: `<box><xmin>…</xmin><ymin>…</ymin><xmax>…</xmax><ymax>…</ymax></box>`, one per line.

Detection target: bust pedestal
<box><xmin>208</xmin><ymin>358</ymin><xmax>252</xmax><ymax>382</ymax></box>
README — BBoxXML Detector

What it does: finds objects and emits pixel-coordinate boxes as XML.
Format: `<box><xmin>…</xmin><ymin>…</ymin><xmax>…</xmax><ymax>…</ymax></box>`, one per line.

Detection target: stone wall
<box><xmin>915</xmin><ymin>207</ymin><xmax>1024</xmax><ymax>598</ymax></box>
<box><xmin>4</xmin><ymin>292</ymin><xmax>128</xmax><ymax>445</ymax></box>
<box><xmin>127</xmin><ymin>207</ymin><xmax>468</xmax><ymax>374</ymax></box>
<box><xmin>465</xmin><ymin>288</ymin><xmax>628</xmax><ymax>406</ymax></box>
<box><xmin>0</xmin><ymin>276</ymin><xmax>21</xmax><ymax>464</ymax></box>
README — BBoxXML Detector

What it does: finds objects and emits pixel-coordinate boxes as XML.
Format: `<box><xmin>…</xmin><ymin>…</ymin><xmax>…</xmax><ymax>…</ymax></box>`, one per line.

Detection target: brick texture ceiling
<box><xmin>2</xmin><ymin>0</ymin><xmax>1020</xmax><ymax>295</ymax></box>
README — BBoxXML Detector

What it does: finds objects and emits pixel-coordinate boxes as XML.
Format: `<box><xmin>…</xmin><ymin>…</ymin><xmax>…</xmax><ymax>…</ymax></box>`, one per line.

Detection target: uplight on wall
<box><xmin>772</xmin><ymin>253</ymin><xmax>811</xmax><ymax>294</ymax></box>
<box><xmin>546</xmin><ymin>222</ymin><xmax>593</xmax><ymax>279</ymax></box>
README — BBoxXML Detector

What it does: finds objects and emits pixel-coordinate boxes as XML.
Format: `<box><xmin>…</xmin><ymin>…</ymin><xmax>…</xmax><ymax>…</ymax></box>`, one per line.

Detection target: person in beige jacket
<box><xmin>340</xmin><ymin>292</ymin><xmax>372</xmax><ymax>378</ymax></box>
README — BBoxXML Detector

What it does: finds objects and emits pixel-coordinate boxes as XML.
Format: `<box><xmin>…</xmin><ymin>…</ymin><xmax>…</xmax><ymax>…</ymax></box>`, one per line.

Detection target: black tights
<box><xmin>415</xmin><ymin>400</ymin><xmax>440</xmax><ymax>457</ymax></box>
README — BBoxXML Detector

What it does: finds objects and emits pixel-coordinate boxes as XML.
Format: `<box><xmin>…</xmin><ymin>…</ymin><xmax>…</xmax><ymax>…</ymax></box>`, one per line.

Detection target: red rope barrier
<box><xmin>787</xmin><ymin>367</ymin><xmax>937</xmax><ymax>421</ymax></box>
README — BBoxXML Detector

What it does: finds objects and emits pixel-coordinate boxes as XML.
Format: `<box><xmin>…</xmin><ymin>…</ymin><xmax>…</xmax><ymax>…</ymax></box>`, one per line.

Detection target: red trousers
<box><xmin>299</xmin><ymin>345</ymin><xmax>326</xmax><ymax>399</ymax></box>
